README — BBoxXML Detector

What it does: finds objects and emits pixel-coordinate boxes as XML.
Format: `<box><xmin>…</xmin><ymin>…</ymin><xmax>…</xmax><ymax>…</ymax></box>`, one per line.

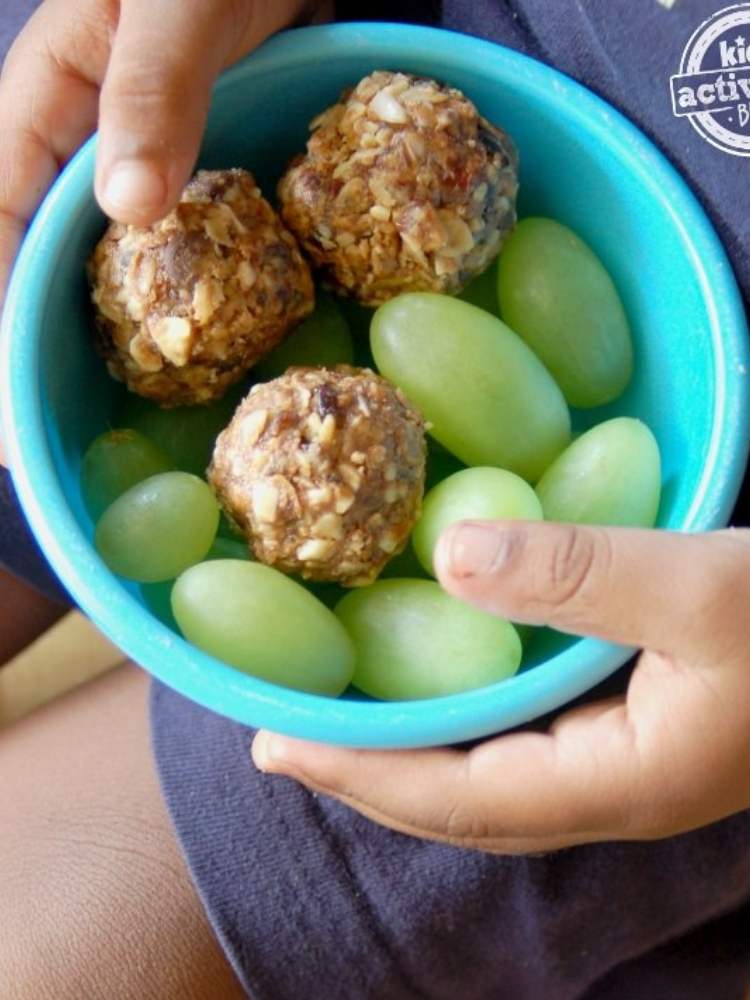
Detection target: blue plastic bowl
<box><xmin>2</xmin><ymin>24</ymin><xmax>749</xmax><ymax>747</ymax></box>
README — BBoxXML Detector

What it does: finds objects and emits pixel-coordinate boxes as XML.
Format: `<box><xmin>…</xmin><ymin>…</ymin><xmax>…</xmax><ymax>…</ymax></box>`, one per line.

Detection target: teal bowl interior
<box><xmin>2</xmin><ymin>24</ymin><xmax>749</xmax><ymax>747</ymax></box>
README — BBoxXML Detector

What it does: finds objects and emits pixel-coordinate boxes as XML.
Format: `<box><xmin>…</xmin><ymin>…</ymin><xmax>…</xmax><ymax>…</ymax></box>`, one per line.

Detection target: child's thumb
<box><xmin>94</xmin><ymin>0</ymin><xmax>253</xmax><ymax>224</ymax></box>
<box><xmin>434</xmin><ymin>520</ymin><xmax>747</xmax><ymax>662</ymax></box>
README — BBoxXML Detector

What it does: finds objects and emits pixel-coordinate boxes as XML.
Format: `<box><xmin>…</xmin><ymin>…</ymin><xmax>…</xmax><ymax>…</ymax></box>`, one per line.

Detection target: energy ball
<box><xmin>278</xmin><ymin>71</ymin><xmax>519</xmax><ymax>306</ymax></box>
<box><xmin>209</xmin><ymin>366</ymin><xmax>426</xmax><ymax>586</ymax></box>
<box><xmin>89</xmin><ymin>169</ymin><xmax>315</xmax><ymax>407</ymax></box>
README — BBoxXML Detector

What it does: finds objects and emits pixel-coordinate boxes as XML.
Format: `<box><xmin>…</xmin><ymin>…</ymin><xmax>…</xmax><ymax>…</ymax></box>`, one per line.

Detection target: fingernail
<box><xmin>437</xmin><ymin>523</ymin><xmax>517</xmax><ymax>579</ymax></box>
<box><xmin>251</xmin><ymin>731</ymin><xmax>281</xmax><ymax>772</ymax></box>
<box><xmin>102</xmin><ymin>159</ymin><xmax>166</xmax><ymax>215</ymax></box>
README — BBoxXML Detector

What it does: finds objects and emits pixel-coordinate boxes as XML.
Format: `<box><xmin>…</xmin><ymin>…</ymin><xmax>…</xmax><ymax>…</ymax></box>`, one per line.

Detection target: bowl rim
<box><xmin>2</xmin><ymin>22</ymin><xmax>749</xmax><ymax>748</ymax></box>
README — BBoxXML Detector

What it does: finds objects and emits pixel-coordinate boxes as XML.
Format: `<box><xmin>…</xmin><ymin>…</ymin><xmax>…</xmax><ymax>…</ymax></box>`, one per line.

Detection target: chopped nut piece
<box><xmin>297</xmin><ymin>538</ymin><xmax>336</xmax><ymax>561</ymax></box>
<box><xmin>439</xmin><ymin>212</ymin><xmax>475</xmax><ymax>257</ymax></box>
<box><xmin>149</xmin><ymin>316</ymin><xmax>194</xmax><ymax>367</ymax></box>
<box><xmin>241</xmin><ymin>409</ymin><xmax>268</xmax><ymax>446</ymax></box>
<box><xmin>129</xmin><ymin>333</ymin><xmax>163</xmax><ymax>372</ymax></box>
<box><xmin>319</xmin><ymin>413</ymin><xmax>337</xmax><ymax>445</ymax></box>
<box><xmin>370</xmin><ymin>205</ymin><xmax>391</xmax><ymax>222</ymax></box>
<box><xmin>334</xmin><ymin>491</ymin><xmax>356</xmax><ymax>514</ymax></box>
<box><xmin>237</xmin><ymin>260</ymin><xmax>257</xmax><ymax>289</ymax></box>
<box><xmin>192</xmin><ymin>279</ymin><xmax>222</xmax><ymax>324</ymax></box>
<box><xmin>133</xmin><ymin>254</ymin><xmax>157</xmax><ymax>297</ymax></box>
<box><xmin>339</xmin><ymin>464</ymin><xmax>362</xmax><ymax>491</ymax></box>
<box><xmin>252</xmin><ymin>480</ymin><xmax>279</xmax><ymax>523</ymax></box>
<box><xmin>307</xmin><ymin>485</ymin><xmax>332</xmax><ymax>506</ymax></box>
<box><xmin>312</xmin><ymin>512</ymin><xmax>344</xmax><ymax>540</ymax></box>
<box><xmin>370</xmin><ymin>88</ymin><xmax>409</xmax><ymax>124</ymax></box>
<box><xmin>379</xmin><ymin>533</ymin><xmax>399</xmax><ymax>554</ymax></box>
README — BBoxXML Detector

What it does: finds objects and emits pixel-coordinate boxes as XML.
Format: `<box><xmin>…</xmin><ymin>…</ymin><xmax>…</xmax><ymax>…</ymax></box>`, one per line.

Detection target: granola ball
<box><xmin>89</xmin><ymin>169</ymin><xmax>315</xmax><ymax>407</ymax></box>
<box><xmin>277</xmin><ymin>71</ymin><xmax>518</xmax><ymax>306</ymax></box>
<box><xmin>209</xmin><ymin>366</ymin><xmax>426</xmax><ymax>586</ymax></box>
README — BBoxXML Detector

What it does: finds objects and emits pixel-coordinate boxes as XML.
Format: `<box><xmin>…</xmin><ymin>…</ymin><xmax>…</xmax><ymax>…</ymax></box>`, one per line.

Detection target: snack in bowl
<box><xmin>88</xmin><ymin>168</ymin><xmax>314</xmax><ymax>406</ymax></box>
<box><xmin>4</xmin><ymin>24</ymin><xmax>746</xmax><ymax>745</ymax></box>
<box><xmin>278</xmin><ymin>70</ymin><xmax>518</xmax><ymax>305</ymax></box>
<box><xmin>208</xmin><ymin>365</ymin><xmax>426</xmax><ymax>586</ymax></box>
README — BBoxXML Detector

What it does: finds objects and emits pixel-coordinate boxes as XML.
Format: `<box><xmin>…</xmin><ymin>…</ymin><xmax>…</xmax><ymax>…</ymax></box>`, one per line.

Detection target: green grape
<box><xmin>535</xmin><ymin>417</ymin><xmax>661</xmax><ymax>527</ymax></box>
<box><xmin>205</xmin><ymin>535</ymin><xmax>252</xmax><ymax>561</ymax></box>
<box><xmin>498</xmin><ymin>218</ymin><xmax>633</xmax><ymax>408</ymax></box>
<box><xmin>254</xmin><ymin>293</ymin><xmax>354</xmax><ymax>379</ymax></box>
<box><xmin>172</xmin><ymin>560</ymin><xmax>354</xmax><ymax>695</ymax></box>
<box><xmin>95</xmin><ymin>472</ymin><xmax>219</xmax><ymax>582</ymax></box>
<box><xmin>336</xmin><ymin>579</ymin><xmax>521</xmax><ymax>701</ymax></box>
<box><xmin>118</xmin><ymin>385</ymin><xmax>244</xmax><ymax>476</ymax></box>
<box><xmin>371</xmin><ymin>293</ymin><xmax>571</xmax><ymax>482</ymax></box>
<box><xmin>413</xmin><ymin>467</ymin><xmax>543</xmax><ymax>576</ymax></box>
<box><xmin>81</xmin><ymin>428</ymin><xmax>174</xmax><ymax>520</ymax></box>
<box><xmin>458</xmin><ymin>258</ymin><xmax>500</xmax><ymax>315</ymax></box>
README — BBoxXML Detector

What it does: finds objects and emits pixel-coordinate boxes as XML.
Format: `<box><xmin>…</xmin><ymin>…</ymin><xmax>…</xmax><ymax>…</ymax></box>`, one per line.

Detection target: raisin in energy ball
<box><xmin>278</xmin><ymin>71</ymin><xmax>518</xmax><ymax>306</ymax></box>
<box><xmin>209</xmin><ymin>366</ymin><xmax>426</xmax><ymax>587</ymax></box>
<box><xmin>89</xmin><ymin>169</ymin><xmax>314</xmax><ymax>407</ymax></box>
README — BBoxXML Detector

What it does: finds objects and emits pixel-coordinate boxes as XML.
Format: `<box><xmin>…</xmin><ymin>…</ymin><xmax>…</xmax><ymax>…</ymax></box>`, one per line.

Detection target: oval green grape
<box><xmin>118</xmin><ymin>386</ymin><xmax>243</xmax><ymax>477</ymax></box>
<box><xmin>172</xmin><ymin>560</ymin><xmax>354</xmax><ymax>695</ymax></box>
<box><xmin>336</xmin><ymin>579</ymin><xmax>521</xmax><ymax>700</ymax></box>
<box><xmin>414</xmin><ymin>467</ymin><xmax>543</xmax><ymax>576</ymax></box>
<box><xmin>371</xmin><ymin>294</ymin><xmax>571</xmax><ymax>482</ymax></box>
<box><xmin>81</xmin><ymin>428</ymin><xmax>174</xmax><ymax>520</ymax></box>
<box><xmin>535</xmin><ymin>417</ymin><xmax>661</xmax><ymax>527</ymax></box>
<box><xmin>498</xmin><ymin>218</ymin><xmax>633</xmax><ymax>408</ymax></box>
<box><xmin>95</xmin><ymin>471</ymin><xmax>219</xmax><ymax>582</ymax></box>
<box><xmin>254</xmin><ymin>293</ymin><xmax>354</xmax><ymax>379</ymax></box>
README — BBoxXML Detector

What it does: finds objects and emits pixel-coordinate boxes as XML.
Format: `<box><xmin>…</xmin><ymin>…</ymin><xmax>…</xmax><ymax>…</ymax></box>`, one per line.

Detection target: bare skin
<box><xmin>254</xmin><ymin>521</ymin><xmax>750</xmax><ymax>853</ymax></box>
<box><xmin>0</xmin><ymin>663</ymin><xmax>246</xmax><ymax>999</ymax></box>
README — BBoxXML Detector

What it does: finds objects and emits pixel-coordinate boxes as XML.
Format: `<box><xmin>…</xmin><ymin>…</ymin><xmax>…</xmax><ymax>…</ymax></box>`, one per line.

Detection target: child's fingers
<box><xmin>0</xmin><ymin>0</ymin><xmax>105</xmax><ymax>303</ymax></box>
<box><xmin>95</xmin><ymin>0</ymin><xmax>255</xmax><ymax>224</ymax></box>
<box><xmin>251</xmin><ymin>656</ymin><xmax>750</xmax><ymax>851</ymax></box>
<box><xmin>251</xmin><ymin>697</ymin><xmax>639</xmax><ymax>852</ymax></box>
<box><xmin>434</xmin><ymin>522</ymin><xmax>750</xmax><ymax>665</ymax></box>
<box><xmin>252</xmin><ymin>527</ymin><xmax>750</xmax><ymax>850</ymax></box>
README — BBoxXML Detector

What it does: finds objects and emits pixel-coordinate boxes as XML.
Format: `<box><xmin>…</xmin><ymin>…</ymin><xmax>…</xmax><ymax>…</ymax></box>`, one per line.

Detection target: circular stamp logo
<box><xmin>670</xmin><ymin>2</ymin><xmax>750</xmax><ymax>156</ymax></box>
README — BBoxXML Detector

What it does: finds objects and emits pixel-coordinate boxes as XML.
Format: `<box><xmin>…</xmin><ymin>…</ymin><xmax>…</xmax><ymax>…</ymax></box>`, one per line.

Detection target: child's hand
<box><xmin>253</xmin><ymin>522</ymin><xmax>750</xmax><ymax>852</ymax></box>
<box><xmin>0</xmin><ymin>0</ymin><xmax>327</xmax><ymax>466</ymax></box>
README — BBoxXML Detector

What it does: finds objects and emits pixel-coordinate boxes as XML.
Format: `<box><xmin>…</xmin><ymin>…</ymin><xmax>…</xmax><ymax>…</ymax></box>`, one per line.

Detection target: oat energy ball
<box><xmin>209</xmin><ymin>366</ymin><xmax>426</xmax><ymax>586</ymax></box>
<box><xmin>89</xmin><ymin>169</ymin><xmax>315</xmax><ymax>407</ymax></box>
<box><xmin>278</xmin><ymin>71</ymin><xmax>519</xmax><ymax>306</ymax></box>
